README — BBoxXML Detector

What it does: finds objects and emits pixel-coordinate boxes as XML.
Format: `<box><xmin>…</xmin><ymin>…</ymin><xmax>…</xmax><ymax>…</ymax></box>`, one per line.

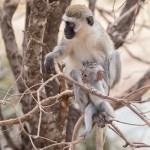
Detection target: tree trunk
<box><xmin>22</xmin><ymin>1</ymin><xmax>66</xmax><ymax>149</ymax></box>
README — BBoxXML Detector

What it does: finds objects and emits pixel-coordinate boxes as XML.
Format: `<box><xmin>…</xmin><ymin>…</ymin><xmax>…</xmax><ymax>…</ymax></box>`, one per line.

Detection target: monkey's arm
<box><xmin>44</xmin><ymin>38</ymin><xmax>67</xmax><ymax>73</ymax></box>
<box><xmin>109</xmin><ymin>51</ymin><xmax>121</xmax><ymax>88</ymax></box>
<box><xmin>70</xmin><ymin>69</ymin><xmax>89</xmax><ymax>111</ymax></box>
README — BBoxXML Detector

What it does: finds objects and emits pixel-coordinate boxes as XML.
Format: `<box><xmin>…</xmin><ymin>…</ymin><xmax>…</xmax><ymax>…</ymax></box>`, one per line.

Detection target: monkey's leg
<box><xmin>98</xmin><ymin>101</ymin><xmax>115</xmax><ymax>122</ymax></box>
<box><xmin>79</xmin><ymin>104</ymin><xmax>96</xmax><ymax>137</ymax></box>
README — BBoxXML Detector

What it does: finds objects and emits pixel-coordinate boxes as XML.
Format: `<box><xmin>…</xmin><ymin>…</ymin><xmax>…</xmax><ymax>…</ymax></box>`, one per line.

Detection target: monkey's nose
<box><xmin>83</xmin><ymin>74</ymin><xmax>87</xmax><ymax>78</ymax></box>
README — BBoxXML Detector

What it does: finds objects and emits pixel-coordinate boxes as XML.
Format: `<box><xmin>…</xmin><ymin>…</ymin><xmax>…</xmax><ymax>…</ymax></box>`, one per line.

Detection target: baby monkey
<box><xmin>70</xmin><ymin>62</ymin><xmax>115</xmax><ymax>137</ymax></box>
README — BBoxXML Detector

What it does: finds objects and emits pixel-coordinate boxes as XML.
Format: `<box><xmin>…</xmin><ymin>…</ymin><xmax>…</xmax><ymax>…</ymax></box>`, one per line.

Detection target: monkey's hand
<box><xmin>90</xmin><ymin>88</ymin><xmax>97</xmax><ymax>93</ymax></box>
<box><xmin>44</xmin><ymin>53</ymin><xmax>55</xmax><ymax>73</ymax></box>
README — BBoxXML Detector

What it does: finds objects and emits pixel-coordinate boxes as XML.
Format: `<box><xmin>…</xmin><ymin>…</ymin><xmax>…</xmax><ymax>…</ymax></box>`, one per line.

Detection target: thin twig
<box><xmin>124</xmin><ymin>46</ymin><xmax>150</xmax><ymax>64</ymax></box>
<box><xmin>113</xmin><ymin>119</ymin><xmax>146</xmax><ymax>126</ymax></box>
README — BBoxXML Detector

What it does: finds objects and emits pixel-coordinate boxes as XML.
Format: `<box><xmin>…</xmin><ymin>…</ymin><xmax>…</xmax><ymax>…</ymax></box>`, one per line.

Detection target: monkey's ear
<box><xmin>97</xmin><ymin>71</ymin><xmax>104</xmax><ymax>80</ymax></box>
<box><xmin>86</xmin><ymin>16</ymin><xmax>94</xmax><ymax>26</ymax></box>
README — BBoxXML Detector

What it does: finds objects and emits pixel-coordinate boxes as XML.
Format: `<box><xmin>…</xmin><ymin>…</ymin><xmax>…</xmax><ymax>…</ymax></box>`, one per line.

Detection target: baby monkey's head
<box><xmin>81</xmin><ymin>62</ymin><xmax>105</xmax><ymax>83</ymax></box>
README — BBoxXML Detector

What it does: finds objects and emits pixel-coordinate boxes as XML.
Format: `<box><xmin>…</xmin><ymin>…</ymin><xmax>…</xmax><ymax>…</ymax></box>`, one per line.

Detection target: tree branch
<box><xmin>107</xmin><ymin>0</ymin><xmax>145</xmax><ymax>49</ymax></box>
<box><xmin>0</xmin><ymin>90</ymin><xmax>73</xmax><ymax>126</ymax></box>
<box><xmin>112</xmin><ymin>69</ymin><xmax>150</xmax><ymax>109</ymax></box>
<box><xmin>0</xmin><ymin>0</ymin><xmax>26</xmax><ymax>93</ymax></box>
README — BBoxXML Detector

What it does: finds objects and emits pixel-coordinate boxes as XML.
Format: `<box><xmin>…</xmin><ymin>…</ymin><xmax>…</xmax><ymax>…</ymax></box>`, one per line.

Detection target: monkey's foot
<box><xmin>79</xmin><ymin>130</ymin><xmax>91</xmax><ymax>138</ymax></box>
<box><xmin>93</xmin><ymin>114</ymin><xmax>106</xmax><ymax>128</ymax></box>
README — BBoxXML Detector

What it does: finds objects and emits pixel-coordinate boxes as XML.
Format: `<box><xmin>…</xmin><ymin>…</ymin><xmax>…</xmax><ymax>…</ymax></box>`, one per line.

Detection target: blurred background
<box><xmin>0</xmin><ymin>0</ymin><xmax>150</xmax><ymax>150</ymax></box>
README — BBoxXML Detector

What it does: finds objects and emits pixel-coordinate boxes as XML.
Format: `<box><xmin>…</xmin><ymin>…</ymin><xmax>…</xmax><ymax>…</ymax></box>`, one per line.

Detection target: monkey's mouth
<box><xmin>65</xmin><ymin>33</ymin><xmax>75</xmax><ymax>39</ymax></box>
<box><xmin>82</xmin><ymin>78</ymin><xmax>89</xmax><ymax>83</ymax></box>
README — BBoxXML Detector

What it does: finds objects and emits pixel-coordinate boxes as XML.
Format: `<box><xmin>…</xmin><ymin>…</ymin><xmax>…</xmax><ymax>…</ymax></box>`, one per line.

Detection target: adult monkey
<box><xmin>44</xmin><ymin>4</ymin><xmax>121</xmax><ymax>88</ymax></box>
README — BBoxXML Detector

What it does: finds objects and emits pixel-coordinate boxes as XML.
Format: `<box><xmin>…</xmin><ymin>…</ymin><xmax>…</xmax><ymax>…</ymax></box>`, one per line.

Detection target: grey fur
<box><xmin>70</xmin><ymin>63</ymin><xmax>115</xmax><ymax>137</ymax></box>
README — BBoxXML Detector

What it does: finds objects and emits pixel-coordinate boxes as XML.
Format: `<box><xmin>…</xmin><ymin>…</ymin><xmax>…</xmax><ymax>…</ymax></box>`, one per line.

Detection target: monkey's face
<box><xmin>64</xmin><ymin>21</ymin><xmax>76</xmax><ymax>39</ymax></box>
<box><xmin>82</xmin><ymin>64</ymin><xmax>104</xmax><ymax>83</ymax></box>
<box><xmin>63</xmin><ymin>18</ymin><xmax>93</xmax><ymax>39</ymax></box>
<box><xmin>62</xmin><ymin>5</ymin><xmax>94</xmax><ymax>40</ymax></box>
<box><xmin>82</xmin><ymin>69</ymin><xmax>92</xmax><ymax>83</ymax></box>
<box><xmin>82</xmin><ymin>67</ymin><xmax>97</xmax><ymax>83</ymax></box>
<box><xmin>63</xmin><ymin>18</ymin><xmax>86</xmax><ymax>39</ymax></box>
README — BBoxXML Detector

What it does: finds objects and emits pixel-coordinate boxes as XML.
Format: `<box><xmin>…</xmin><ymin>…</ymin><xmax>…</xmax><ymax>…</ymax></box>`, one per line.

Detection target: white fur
<box><xmin>62</xmin><ymin>20</ymin><xmax>114</xmax><ymax>75</ymax></box>
<box><xmin>62</xmin><ymin>15</ymin><xmax>76</xmax><ymax>23</ymax></box>
<box><xmin>62</xmin><ymin>14</ymin><xmax>85</xmax><ymax>32</ymax></box>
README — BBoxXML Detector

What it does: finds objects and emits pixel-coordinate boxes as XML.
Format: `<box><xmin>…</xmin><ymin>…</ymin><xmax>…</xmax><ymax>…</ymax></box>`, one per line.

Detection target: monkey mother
<box><xmin>44</xmin><ymin>4</ymin><xmax>121</xmax><ymax>92</ymax></box>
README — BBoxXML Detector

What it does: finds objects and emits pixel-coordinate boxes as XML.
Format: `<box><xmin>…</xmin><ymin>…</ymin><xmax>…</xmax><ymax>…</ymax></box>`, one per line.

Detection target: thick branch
<box><xmin>107</xmin><ymin>0</ymin><xmax>145</xmax><ymax>49</ymax></box>
<box><xmin>0</xmin><ymin>0</ymin><xmax>26</xmax><ymax>93</ymax></box>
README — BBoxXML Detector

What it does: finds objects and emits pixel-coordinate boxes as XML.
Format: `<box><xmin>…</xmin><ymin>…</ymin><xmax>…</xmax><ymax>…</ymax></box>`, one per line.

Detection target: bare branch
<box><xmin>1</xmin><ymin>73</ymin><xmax>150</xmax><ymax>128</ymax></box>
<box><xmin>113</xmin><ymin>70</ymin><xmax>150</xmax><ymax>109</ymax></box>
<box><xmin>0</xmin><ymin>90</ymin><xmax>73</xmax><ymax>126</ymax></box>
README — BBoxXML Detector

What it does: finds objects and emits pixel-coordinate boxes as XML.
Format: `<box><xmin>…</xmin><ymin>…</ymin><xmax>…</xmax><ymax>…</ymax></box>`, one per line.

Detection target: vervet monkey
<box><xmin>44</xmin><ymin>4</ymin><xmax>121</xmax><ymax>88</ymax></box>
<box><xmin>70</xmin><ymin>62</ymin><xmax>115</xmax><ymax>138</ymax></box>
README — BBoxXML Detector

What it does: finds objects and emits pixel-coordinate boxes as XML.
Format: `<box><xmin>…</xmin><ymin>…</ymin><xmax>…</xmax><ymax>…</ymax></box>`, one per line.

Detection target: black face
<box><xmin>64</xmin><ymin>21</ymin><xmax>75</xmax><ymax>39</ymax></box>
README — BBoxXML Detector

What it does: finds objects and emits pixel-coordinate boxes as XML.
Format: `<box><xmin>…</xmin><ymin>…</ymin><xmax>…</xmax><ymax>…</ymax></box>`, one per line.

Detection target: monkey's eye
<box><xmin>81</xmin><ymin>72</ymin><xmax>84</xmax><ymax>76</ymax></box>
